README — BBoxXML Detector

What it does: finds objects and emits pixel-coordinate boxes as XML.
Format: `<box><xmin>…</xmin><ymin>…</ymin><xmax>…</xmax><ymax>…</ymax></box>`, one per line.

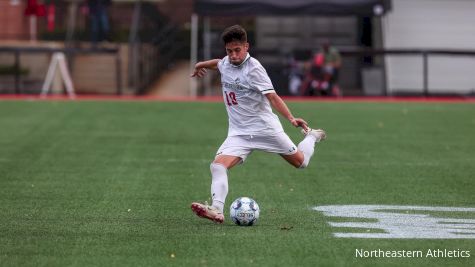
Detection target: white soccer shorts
<box><xmin>215</xmin><ymin>132</ymin><xmax>297</xmax><ymax>162</ymax></box>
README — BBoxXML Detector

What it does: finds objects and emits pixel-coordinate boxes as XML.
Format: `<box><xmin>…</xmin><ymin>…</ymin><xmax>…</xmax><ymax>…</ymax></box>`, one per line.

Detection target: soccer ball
<box><xmin>230</xmin><ymin>197</ymin><xmax>260</xmax><ymax>226</ymax></box>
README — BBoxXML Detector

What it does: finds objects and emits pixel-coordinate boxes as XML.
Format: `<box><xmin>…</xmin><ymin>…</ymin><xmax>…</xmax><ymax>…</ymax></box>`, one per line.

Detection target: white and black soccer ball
<box><xmin>230</xmin><ymin>197</ymin><xmax>260</xmax><ymax>226</ymax></box>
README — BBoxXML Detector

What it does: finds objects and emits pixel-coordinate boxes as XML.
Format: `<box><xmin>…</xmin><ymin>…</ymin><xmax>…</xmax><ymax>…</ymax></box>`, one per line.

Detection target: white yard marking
<box><xmin>314</xmin><ymin>205</ymin><xmax>475</xmax><ymax>239</ymax></box>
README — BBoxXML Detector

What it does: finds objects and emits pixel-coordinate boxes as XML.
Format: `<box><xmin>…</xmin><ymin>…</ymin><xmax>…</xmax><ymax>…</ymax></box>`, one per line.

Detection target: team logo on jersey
<box><xmin>314</xmin><ymin>205</ymin><xmax>475</xmax><ymax>239</ymax></box>
<box><xmin>234</xmin><ymin>77</ymin><xmax>240</xmax><ymax>84</ymax></box>
<box><xmin>223</xmin><ymin>81</ymin><xmax>244</xmax><ymax>90</ymax></box>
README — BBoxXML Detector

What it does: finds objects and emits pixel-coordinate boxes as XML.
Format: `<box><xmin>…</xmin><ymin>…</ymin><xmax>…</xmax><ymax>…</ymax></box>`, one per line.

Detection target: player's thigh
<box><xmin>253</xmin><ymin>132</ymin><xmax>297</xmax><ymax>155</ymax></box>
<box><xmin>253</xmin><ymin>132</ymin><xmax>302</xmax><ymax>167</ymax></box>
<box><xmin>214</xmin><ymin>135</ymin><xmax>252</xmax><ymax>169</ymax></box>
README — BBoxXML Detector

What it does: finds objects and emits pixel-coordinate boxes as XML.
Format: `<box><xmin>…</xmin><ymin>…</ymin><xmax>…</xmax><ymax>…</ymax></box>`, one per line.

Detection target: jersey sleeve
<box><xmin>248</xmin><ymin>62</ymin><xmax>275</xmax><ymax>95</ymax></box>
<box><xmin>217</xmin><ymin>56</ymin><xmax>226</xmax><ymax>73</ymax></box>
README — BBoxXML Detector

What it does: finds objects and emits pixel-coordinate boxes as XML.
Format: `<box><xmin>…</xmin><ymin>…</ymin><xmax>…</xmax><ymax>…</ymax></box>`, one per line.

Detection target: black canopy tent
<box><xmin>190</xmin><ymin>0</ymin><xmax>392</xmax><ymax>96</ymax></box>
<box><xmin>194</xmin><ymin>0</ymin><xmax>391</xmax><ymax>17</ymax></box>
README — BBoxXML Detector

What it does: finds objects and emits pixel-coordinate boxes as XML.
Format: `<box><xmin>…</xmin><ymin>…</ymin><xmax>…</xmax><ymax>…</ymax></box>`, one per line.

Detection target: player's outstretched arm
<box><xmin>191</xmin><ymin>59</ymin><xmax>220</xmax><ymax>78</ymax></box>
<box><xmin>265</xmin><ymin>92</ymin><xmax>309</xmax><ymax>131</ymax></box>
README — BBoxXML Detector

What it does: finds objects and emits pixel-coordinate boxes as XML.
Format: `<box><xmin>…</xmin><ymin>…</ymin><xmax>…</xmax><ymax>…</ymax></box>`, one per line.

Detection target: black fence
<box><xmin>2</xmin><ymin>47</ymin><xmax>474</xmax><ymax>96</ymax></box>
<box><xmin>0</xmin><ymin>46</ymin><xmax>121</xmax><ymax>94</ymax></box>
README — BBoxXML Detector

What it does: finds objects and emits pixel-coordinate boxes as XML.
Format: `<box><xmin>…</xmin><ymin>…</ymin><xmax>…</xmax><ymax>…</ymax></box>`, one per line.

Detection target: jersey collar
<box><xmin>230</xmin><ymin>53</ymin><xmax>250</xmax><ymax>68</ymax></box>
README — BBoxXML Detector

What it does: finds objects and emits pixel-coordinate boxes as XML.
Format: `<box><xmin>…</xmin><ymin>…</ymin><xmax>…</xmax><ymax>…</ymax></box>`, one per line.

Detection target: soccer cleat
<box><xmin>191</xmin><ymin>202</ymin><xmax>224</xmax><ymax>224</ymax></box>
<box><xmin>301</xmin><ymin>128</ymin><xmax>326</xmax><ymax>142</ymax></box>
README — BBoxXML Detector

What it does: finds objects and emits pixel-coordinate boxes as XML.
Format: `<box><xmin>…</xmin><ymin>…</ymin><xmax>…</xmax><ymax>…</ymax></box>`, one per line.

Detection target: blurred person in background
<box><xmin>86</xmin><ymin>0</ymin><xmax>111</xmax><ymax>47</ymax></box>
<box><xmin>300</xmin><ymin>40</ymin><xmax>342</xmax><ymax>96</ymax></box>
<box><xmin>286</xmin><ymin>53</ymin><xmax>303</xmax><ymax>96</ymax></box>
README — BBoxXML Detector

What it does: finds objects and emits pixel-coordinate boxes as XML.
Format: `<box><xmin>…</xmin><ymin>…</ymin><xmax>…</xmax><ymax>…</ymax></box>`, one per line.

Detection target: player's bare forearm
<box><xmin>266</xmin><ymin>93</ymin><xmax>293</xmax><ymax>120</ymax></box>
<box><xmin>265</xmin><ymin>93</ymin><xmax>309</xmax><ymax>130</ymax></box>
<box><xmin>196</xmin><ymin>59</ymin><xmax>220</xmax><ymax>70</ymax></box>
<box><xmin>191</xmin><ymin>59</ymin><xmax>220</xmax><ymax>78</ymax></box>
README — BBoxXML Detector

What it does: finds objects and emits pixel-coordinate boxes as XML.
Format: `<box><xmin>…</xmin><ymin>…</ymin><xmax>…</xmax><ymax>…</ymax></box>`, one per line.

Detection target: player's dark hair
<box><xmin>221</xmin><ymin>25</ymin><xmax>247</xmax><ymax>44</ymax></box>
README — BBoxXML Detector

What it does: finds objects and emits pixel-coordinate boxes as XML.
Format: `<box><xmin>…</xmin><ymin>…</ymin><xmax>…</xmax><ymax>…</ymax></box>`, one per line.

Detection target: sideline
<box><xmin>0</xmin><ymin>94</ymin><xmax>474</xmax><ymax>103</ymax></box>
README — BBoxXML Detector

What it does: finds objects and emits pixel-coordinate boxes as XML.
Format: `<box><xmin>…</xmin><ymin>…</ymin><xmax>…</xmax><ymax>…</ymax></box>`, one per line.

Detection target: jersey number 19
<box><xmin>225</xmin><ymin>91</ymin><xmax>238</xmax><ymax>106</ymax></box>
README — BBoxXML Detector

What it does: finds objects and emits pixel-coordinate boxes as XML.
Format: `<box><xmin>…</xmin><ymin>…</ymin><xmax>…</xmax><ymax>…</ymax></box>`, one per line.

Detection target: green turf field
<box><xmin>0</xmin><ymin>100</ymin><xmax>474</xmax><ymax>267</ymax></box>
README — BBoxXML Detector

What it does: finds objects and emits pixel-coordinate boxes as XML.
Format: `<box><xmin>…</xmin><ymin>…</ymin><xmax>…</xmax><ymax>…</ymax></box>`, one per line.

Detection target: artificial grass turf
<box><xmin>0</xmin><ymin>100</ymin><xmax>474</xmax><ymax>266</ymax></box>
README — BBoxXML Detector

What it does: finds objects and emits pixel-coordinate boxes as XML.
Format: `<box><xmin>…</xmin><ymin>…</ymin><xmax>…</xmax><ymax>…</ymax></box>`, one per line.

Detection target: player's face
<box><xmin>225</xmin><ymin>41</ymin><xmax>249</xmax><ymax>65</ymax></box>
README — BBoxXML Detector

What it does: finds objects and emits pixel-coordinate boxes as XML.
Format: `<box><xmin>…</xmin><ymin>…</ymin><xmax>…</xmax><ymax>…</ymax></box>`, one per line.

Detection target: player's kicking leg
<box><xmin>281</xmin><ymin>128</ymin><xmax>326</xmax><ymax>168</ymax></box>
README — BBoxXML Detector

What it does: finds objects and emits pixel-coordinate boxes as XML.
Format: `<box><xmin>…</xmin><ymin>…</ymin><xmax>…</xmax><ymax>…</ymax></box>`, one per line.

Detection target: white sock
<box><xmin>297</xmin><ymin>134</ymin><xmax>317</xmax><ymax>168</ymax></box>
<box><xmin>210</xmin><ymin>163</ymin><xmax>228</xmax><ymax>213</ymax></box>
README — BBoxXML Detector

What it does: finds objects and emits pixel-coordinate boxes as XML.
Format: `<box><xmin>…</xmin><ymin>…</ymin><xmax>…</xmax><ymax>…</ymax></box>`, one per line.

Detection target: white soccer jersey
<box><xmin>217</xmin><ymin>53</ymin><xmax>284</xmax><ymax>136</ymax></box>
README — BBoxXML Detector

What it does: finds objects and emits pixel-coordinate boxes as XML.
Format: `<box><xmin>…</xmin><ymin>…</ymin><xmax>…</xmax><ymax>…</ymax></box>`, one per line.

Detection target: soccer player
<box><xmin>190</xmin><ymin>25</ymin><xmax>326</xmax><ymax>223</ymax></box>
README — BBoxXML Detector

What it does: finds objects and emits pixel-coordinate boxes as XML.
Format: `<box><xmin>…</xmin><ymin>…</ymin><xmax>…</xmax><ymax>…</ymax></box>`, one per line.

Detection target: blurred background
<box><xmin>1</xmin><ymin>0</ymin><xmax>474</xmax><ymax>98</ymax></box>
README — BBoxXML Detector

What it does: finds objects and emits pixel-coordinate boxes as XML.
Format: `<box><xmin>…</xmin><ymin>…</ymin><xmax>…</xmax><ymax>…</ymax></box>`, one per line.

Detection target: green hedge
<box><xmin>0</xmin><ymin>65</ymin><xmax>29</xmax><ymax>76</ymax></box>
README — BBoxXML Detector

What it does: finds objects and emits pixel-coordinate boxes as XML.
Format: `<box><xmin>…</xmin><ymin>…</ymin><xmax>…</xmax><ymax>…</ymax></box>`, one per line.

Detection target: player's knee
<box><xmin>210</xmin><ymin>162</ymin><xmax>227</xmax><ymax>173</ymax></box>
<box><xmin>286</xmin><ymin>151</ymin><xmax>307</xmax><ymax>168</ymax></box>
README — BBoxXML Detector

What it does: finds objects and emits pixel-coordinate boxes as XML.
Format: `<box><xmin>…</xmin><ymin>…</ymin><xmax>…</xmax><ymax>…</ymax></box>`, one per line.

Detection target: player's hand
<box><xmin>290</xmin><ymin>118</ymin><xmax>309</xmax><ymax>131</ymax></box>
<box><xmin>191</xmin><ymin>67</ymin><xmax>207</xmax><ymax>78</ymax></box>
